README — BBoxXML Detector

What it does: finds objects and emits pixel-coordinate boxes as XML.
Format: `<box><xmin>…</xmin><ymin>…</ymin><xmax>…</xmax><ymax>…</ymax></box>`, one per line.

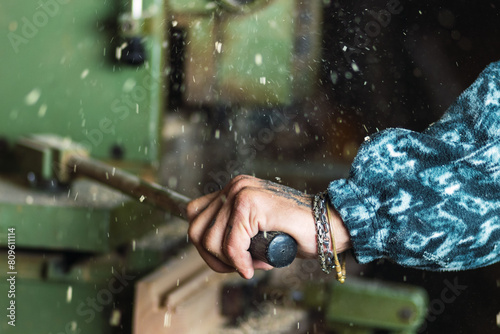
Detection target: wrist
<box><xmin>312</xmin><ymin>191</ymin><xmax>351</xmax><ymax>283</ymax></box>
<box><xmin>326</xmin><ymin>202</ymin><xmax>351</xmax><ymax>253</ymax></box>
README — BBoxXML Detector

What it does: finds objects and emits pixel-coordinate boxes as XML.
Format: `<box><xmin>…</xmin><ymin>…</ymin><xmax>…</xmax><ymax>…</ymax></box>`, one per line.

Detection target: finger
<box><xmin>200</xmin><ymin>176</ymin><xmax>257</xmax><ymax>265</ymax></box>
<box><xmin>192</xmin><ymin>242</ymin><xmax>236</xmax><ymax>274</ymax></box>
<box><xmin>186</xmin><ymin>191</ymin><xmax>220</xmax><ymax>221</ymax></box>
<box><xmin>188</xmin><ymin>192</ymin><xmax>224</xmax><ymax>245</ymax></box>
<box><xmin>201</xmin><ymin>189</ymin><xmax>241</xmax><ymax>268</ymax></box>
<box><xmin>221</xmin><ymin>190</ymin><xmax>260</xmax><ymax>279</ymax></box>
<box><xmin>188</xmin><ymin>194</ymin><xmax>233</xmax><ymax>273</ymax></box>
<box><xmin>223</xmin><ymin>217</ymin><xmax>254</xmax><ymax>279</ymax></box>
<box><xmin>252</xmin><ymin>259</ymin><xmax>274</xmax><ymax>271</ymax></box>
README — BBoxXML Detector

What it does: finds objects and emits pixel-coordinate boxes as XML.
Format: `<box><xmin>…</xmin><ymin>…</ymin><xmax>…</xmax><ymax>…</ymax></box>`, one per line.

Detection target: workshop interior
<box><xmin>1</xmin><ymin>0</ymin><xmax>499</xmax><ymax>333</ymax></box>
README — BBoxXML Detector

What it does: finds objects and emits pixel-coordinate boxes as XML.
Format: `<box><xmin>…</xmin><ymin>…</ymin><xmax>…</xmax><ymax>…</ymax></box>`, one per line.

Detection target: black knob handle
<box><xmin>249</xmin><ymin>231</ymin><xmax>297</xmax><ymax>268</ymax></box>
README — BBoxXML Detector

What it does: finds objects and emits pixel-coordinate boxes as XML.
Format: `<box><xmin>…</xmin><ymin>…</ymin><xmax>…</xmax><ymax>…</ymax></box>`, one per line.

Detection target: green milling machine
<box><xmin>0</xmin><ymin>1</ymin><xmax>428</xmax><ymax>333</ymax></box>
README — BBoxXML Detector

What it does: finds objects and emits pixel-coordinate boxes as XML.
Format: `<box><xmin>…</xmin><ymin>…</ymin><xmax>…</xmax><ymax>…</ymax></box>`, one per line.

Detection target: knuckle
<box><xmin>225</xmin><ymin>243</ymin><xmax>240</xmax><ymax>260</ymax></box>
<box><xmin>233</xmin><ymin>188</ymin><xmax>254</xmax><ymax>212</ymax></box>
<box><xmin>186</xmin><ymin>201</ymin><xmax>197</xmax><ymax>221</ymax></box>
<box><xmin>201</xmin><ymin>234</ymin><xmax>212</xmax><ymax>250</ymax></box>
<box><xmin>201</xmin><ymin>230</ymin><xmax>221</xmax><ymax>254</ymax></box>
<box><xmin>233</xmin><ymin>174</ymin><xmax>251</xmax><ymax>183</ymax></box>
<box><xmin>228</xmin><ymin>175</ymin><xmax>254</xmax><ymax>192</ymax></box>
<box><xmin>230</xmin><ymin>190</ymin><xmax>256</xmax><ymax>236</ymax></box>
<box><xmin>187</xmin><ymin>224</ymin><xmax>200</xmax><ymax>244</ymax></box>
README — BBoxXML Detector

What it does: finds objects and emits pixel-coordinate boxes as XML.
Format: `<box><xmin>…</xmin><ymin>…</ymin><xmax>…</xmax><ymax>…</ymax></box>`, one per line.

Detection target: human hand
<box><xmin>187</xmin><ymin>175</ymin><xmax>350</xmax><ymax>279</ymax></box>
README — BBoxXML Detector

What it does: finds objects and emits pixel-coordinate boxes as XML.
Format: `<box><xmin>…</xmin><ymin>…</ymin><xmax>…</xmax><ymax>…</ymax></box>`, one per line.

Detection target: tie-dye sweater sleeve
<box><xmin>328</xmin><ymin>61</ymin><xmax>500</xmax><ymax>271</ymax></box>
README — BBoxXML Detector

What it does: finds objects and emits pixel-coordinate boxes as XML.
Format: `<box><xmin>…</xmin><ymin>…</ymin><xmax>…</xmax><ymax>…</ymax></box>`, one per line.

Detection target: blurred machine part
<box><xmin>303</xmin><ymin>278</ymin><xmax>428</xmax><ymax>333</ymax></box>
<box><xmin>166</xmin><ymin>0</ymin><xmax>322</xmax><ymax>107</ymax></box>
<box><xmin>0</xmin><ymin>1</ymin><xmax>431</xmax><ymax>333</ymax></box>
<box><xmin>0</xmin><ymin>1</ymin><xmax>322</xmax><ymax>333</ymax></box>
<box><xmin>134</xmin><ymin>253</ymin><xmax>428</xmax><ymax>334</ymax></box>
<box><xmin>2</xmin><ymin>0</ymin><xmax>166</xmax><ymax>163</ymax></box>
<box><xmin>1</xmin><ymin>0</ymin><xmax>175</xmax><ymax>333</ymax></box>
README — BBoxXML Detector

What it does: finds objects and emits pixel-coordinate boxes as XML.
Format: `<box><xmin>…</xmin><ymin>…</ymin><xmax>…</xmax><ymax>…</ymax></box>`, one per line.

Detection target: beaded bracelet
<box><xmin>313</xmin><ymin>191</ymin><xmax>346</xmax><ymax>283</ymax></box>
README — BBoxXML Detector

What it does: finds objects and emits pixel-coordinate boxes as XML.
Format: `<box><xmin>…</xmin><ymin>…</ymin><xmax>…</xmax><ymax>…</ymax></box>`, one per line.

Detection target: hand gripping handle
<box><xmin>65</xmin><ymin>154</ymin><xmax>298</xmax><ymax>268</ymax></box>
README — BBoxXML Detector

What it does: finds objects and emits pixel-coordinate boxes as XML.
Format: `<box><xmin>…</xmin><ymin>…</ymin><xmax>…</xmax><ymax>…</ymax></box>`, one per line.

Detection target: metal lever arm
<box><xmin>67</xmin><ymin>155</ymin><xmax>297</xmax><ymax>268</ymax></box>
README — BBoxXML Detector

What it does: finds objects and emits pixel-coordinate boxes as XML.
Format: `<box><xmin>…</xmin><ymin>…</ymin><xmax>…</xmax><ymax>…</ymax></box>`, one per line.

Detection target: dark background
<box><xmin>319</xmin><ymin>1</ymin><xmax>500</xmax><ymax>333</ymax></box>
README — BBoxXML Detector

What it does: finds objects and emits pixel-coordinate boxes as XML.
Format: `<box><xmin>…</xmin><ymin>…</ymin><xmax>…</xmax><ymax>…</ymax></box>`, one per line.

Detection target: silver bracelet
<box><xmin>313</xmin><ymin>191</ymin><xmax>335</xmax><ymax>273</ymax></box>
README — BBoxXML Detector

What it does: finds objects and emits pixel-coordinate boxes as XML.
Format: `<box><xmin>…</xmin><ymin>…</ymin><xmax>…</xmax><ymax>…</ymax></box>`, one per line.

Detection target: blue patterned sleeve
<box><xmin>328</xmin><ymin>61</ymin><xmax>500</xmax><ymax>271</ymax></box>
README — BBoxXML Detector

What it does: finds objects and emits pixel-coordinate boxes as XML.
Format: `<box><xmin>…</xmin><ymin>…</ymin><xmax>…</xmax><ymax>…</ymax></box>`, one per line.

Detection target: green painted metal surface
<box><xmin>217</xmin><ymin>0</ymin><xmax>295</xmax><ymax>105</ymax></box>
<box><xmin>327</xmin><ymin>279</ymin><xmax>428</xmax><ymax>332</ymax></box>
<box><xmin>0</xmin><ymin>177</ymin><xmax>167</xmax><ymax>253</ymax></box>
<box><xmin>0</xmin><ymin>252</ymin><xmax>135</xmax><ymax>334</ymax></box>
<box><xmin>1</xmin><ymin>0</ymin><xmax>166</xmax><ymax>164</ymax></box>
<box><xmin>304</xmin><ymin>278</ymin><xmax>428</xmax><ymax>333</ymax></box>
<box><xmin>168</xmin><ymin>0</ymin><xmax>216</xmax><ymax>13</ymax></box>
<box><xmin>0</xmin><ymin>279</ymin><xmax>112</xmax><ymax>333</ymax></box>
<box><xmin>169</xmin><ymin>0</ymin><xmax>320</xmax><ymax>106</ymax></box>
<box><xmin>0</xmin><ymin>221</ymin><xmax>187</xmax><ymax>334</ymax></box>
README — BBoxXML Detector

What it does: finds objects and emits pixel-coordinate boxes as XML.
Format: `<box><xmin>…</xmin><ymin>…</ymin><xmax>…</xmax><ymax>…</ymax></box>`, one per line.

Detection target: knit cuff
<box><xmin>327</xmin><ymin>179</ymin><xmax>384</xmax><ymax>264</ymax></box>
